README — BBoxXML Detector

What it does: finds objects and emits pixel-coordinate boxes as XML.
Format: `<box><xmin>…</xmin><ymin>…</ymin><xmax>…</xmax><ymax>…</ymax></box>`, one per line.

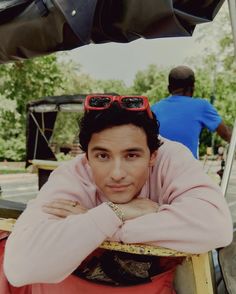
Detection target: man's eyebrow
<box><xmin>90</xmin><ymin>146</ymin><xmax>109</xmax><ymax>152</ymax></box>
<box><xmin>90</xmin><ymin>147</ymin><xmax>144</xmax><ymax>152</ymax></box>
<box><xmin>125</xmin><ymin>148</ymin><xmax>144</xmax><ymax>153</ymax></box>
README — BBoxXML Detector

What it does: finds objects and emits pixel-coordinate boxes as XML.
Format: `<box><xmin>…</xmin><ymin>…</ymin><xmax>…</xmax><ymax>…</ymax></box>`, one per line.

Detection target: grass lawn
<box><xmin>0</xmin><ymin>162</ymin><xmax>28</xmax><ymax>175</ymax></box>
<box><xmin>0</xmin><ymin>169</ymin><xmax>28</xmax><ymax>174</ymax></box>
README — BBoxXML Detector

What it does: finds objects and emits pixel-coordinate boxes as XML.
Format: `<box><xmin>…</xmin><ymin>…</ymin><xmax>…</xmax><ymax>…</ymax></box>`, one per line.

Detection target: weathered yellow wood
<box><xmin>191</xmin><ymin>253</ymin><xmax>214</xmax><ymax>294</ymax></box>
<box><xmin>0</xmin><ymin>218</ymin><xmax>15</xmax><ymax>232</ymax></box>
<box><xmin>0</xmin><ymin>218</ymin><xmax>215</xmax><ymax>294</ymax></box>
<box><xmin>30</xmin><ymin>159</ymin><xmax>61</xmax><ymax>170</ymax></box>
<box><xmin>100</xmin><ymin>240</ymin><xmax>192</xmax><ymax>257</ymax></box>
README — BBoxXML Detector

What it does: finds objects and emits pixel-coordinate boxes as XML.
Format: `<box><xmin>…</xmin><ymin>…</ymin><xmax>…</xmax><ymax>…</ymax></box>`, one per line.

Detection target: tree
<box><xmin>0</xmin><ymin>55</ymin><xmax>65</xmax><ymax>160</ymax></box>
<box><xmin>50</xmin><ymin>62</ymin><xmax>131</xmax><ymax>151</ymax></box>
<box><xmin>191</xmin><ymin>4</ymin><xmax>236</xmax><ymax>153</ymax></box>
<box><xmin>132</xmin><ymin>65</ymin><xmax>168</xmax><ymax>103</ymax></box>
<box><xmin>0</xmin><ymin>55</ymin><xmax>64</xmax><ymax>120</ymax></box>
<box><xmin>0</xmin><ymin>95</ymin><xmax>24</xmax><ymax>161</ymax></box>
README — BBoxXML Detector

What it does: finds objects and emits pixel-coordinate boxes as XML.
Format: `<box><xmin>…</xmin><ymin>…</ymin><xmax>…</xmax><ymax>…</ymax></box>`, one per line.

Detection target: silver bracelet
<box><xmin>106</xmin><ymin>201</ymin><xmax>125</xmax><ymax>222</ymax></box>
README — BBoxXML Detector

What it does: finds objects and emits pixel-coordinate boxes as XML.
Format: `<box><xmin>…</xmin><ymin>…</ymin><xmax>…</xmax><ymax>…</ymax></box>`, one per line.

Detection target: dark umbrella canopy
<box><xmin>0</xmin><ymin>0</ymin><xmax>225</xmax><ymax>63</ymax></box>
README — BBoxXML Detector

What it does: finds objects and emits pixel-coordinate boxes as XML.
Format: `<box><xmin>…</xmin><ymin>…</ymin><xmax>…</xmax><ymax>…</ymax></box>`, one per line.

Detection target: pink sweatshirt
<box><xmin>4</xmin><ymin>139</ymin><xmax>232</xmax><ymax>286</ymax></box>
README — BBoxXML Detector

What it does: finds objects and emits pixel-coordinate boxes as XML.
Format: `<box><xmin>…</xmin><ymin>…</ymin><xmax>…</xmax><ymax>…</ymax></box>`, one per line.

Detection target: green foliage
<box><xmin>190</xmin><ymin>3</ymin><xmax>236</xmax><ymax>129</ymax></box>
<box><xmin>93</xmin><ymin>79</ymin><xmax>131</xmax><ymax>95</ymax></box>
<box><xmin>132</xmin><ymin>65</ymin><xmax>169</xmax><ymax>104</ymax></box>
<box><xmin>0</xmin><ymin>135</ymin><xmax>25</xmax><ymax>161</ymax></box>
<box><xmin>52</xmin><ymin>64</ymin><xmax>131</xmax><ymax>151</ymax></box>
<box><xmin>0</xmin><ymin>55</ymin><xmax>65</xmax><ymax>161</ymax></box>
<box><xmin>61</xmin><ymin>61</ymin><xmax>131</xmax><ymax>95</ymax></box>
<box><xmin>60</xmin><ymin>61</ymin><xmax>96</xmax><ymax>94</ymax></box>
<box><xmin>0</xmin><ymin>95</ymin><xmax>25</xmax><ymax>160</ymax></box>
<box><xmin>52</xmin><ymin>112</ymin><xmax>83</xmax><ymax>147</ymax></box>
<box><xmin>193</xmin><ymin>6</ymin><xmax>236</xmax><ymax>153</ymax></box>
<box><xmin>55</xmin><ymin>153</ymin><xmax>73</xmax><ymax>161</ymax></box>
<box><xmin>0</xmin><ymin>55</ymin><xmax>64</xmax><ymax>118</ymax></box>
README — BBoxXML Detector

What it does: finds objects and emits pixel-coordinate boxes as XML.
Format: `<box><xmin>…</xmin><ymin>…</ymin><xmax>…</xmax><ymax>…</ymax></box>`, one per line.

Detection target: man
<box><xmin>151</xmin><ymin>65</ymin><xmax>232</xmax><ymax>158</ymax></box>
<box><xmin>3</xmin><ymin>95</ymin><xmax>232</xmax><ymax>290</ymax></box>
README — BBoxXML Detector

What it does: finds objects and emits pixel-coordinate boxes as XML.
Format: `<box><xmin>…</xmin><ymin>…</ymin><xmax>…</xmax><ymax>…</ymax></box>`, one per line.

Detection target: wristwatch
<box><xmin>106</xmin><ymin>201</ymin><xmax>125</xmax><ymax>222</ymax></box>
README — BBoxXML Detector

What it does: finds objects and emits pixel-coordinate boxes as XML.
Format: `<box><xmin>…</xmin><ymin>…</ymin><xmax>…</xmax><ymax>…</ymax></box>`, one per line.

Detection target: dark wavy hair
<box><xmin>79</xmin><ymin>102</ymin><xmax>162</xmax><ymax>154</ymax></box>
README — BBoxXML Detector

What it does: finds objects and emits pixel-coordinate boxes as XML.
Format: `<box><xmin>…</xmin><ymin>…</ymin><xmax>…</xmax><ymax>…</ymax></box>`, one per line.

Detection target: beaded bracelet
<box><xmin>106</xmin><ymin>201</ymin><xmax>125</xmax><ymax>222</ymax></box>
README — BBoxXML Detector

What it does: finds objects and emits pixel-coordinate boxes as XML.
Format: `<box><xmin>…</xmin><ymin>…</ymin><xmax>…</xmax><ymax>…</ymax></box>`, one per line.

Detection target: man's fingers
<box><xmin>42</xmin><ymin>201</ymin><xmax>87</xmax><ymax>218</ymax></box>
<box><xmin>49</xmin><ymin>199</ymin><xmax>81</xmax><ymax>207</ymax></box>
<box><xmin>43</xmin><ymin>200</ymin><xmax>83</xmax><ymax>211</ymax></box>
<box><xmin>42</xmin><ymin>206</ymin><xmax>71</xmax><ymax>218</ymax></box>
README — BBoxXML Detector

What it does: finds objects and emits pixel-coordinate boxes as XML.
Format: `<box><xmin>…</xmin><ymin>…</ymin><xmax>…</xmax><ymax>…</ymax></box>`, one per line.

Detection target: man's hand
<box><xmin>117</xmin><ymin>198</ymin><xmax>159</xmax><ymax>221</ymax></box>
<box><xmin>42</xmin><ymin>199</ymin><xmax>87</xmax><ymax>218</ymax></box>
<box><xmin>216</xmin><ymin>122</ymin><xmax>232</xmax><ymax>143</ymax></box>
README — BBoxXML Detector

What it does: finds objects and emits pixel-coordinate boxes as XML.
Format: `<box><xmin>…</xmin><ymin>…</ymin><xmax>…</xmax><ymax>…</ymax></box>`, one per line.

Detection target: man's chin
<box><xmin>105</xmin><ymin>193</ymin><xmax>134</xmax><ymax>204</ymax></box>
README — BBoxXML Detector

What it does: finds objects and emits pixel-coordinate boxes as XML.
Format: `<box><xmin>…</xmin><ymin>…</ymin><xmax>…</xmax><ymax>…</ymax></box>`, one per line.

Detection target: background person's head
<box><xmin>168</xmin><ymin>65</ymin><xmax>195</xmax><ymax>96</ymax></box>
<box><xmin>78</xmin><ymin>101</ymin><xmax>162</xmax><ymax>203</ymax></box>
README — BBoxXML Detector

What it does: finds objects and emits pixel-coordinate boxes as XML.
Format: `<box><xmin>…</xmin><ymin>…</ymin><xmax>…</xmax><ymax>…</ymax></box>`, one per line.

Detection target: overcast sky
<box><xmin>63</xmin><ymin>4</ymin><xmax>226</xmax><ymax>86</ymax></box>
<box><xmin>65</xmin><ymin>36</ymin><xmax>200</xmax><ymax>86</ymax></box>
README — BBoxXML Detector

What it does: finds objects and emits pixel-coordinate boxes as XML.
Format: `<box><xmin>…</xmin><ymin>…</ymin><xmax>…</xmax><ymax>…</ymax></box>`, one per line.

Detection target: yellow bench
<box><xmin>0</xmin><ymin>218</ymin><xmax>215</xmax><ymax>294</ymax></box>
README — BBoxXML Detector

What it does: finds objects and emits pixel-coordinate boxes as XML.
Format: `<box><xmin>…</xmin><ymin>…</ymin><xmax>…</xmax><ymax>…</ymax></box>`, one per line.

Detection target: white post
<box><xmin>221</xmin><ymin>120</ymin><xmax>236</xmax><ymax>198</ymax></box>
<box><xmin>228</xmin><ymin>0</ymin><xmax>236</xmax><ymax>57</ymax></box>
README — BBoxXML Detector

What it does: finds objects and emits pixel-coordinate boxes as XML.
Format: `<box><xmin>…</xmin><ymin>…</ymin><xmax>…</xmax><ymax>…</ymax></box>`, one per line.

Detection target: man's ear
<box><xmin>149</xmin><ymin>151</ymin><xmax>158</xmax><ymax>166</ymax></box>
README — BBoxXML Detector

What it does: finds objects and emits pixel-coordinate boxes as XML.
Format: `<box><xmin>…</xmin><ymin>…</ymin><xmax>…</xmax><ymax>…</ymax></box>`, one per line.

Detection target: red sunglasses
<box><xmin>84</xmin><ymin>95</ymin><xmax>153</xmax><ymax>119</ymax></box>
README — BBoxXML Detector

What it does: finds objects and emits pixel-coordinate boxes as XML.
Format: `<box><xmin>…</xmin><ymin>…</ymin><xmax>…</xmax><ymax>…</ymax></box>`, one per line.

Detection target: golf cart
<box><xmin>26</xmin><ymin>94</ymin><xmax>86</xmax><ymax>189</ymax></box>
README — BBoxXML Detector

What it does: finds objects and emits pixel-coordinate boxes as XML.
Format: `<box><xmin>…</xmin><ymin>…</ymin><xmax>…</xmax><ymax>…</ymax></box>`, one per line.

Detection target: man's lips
<box><xmin>106</xmin><ymin>184</ymin><xmax>131</xmax><ymax>191</ymax></box>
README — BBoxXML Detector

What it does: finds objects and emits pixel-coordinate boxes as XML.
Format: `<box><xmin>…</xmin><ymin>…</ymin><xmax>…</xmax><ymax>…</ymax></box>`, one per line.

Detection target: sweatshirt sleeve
<box><xmin>118</xmin><ymin>142</ymin><xmax>233</xmax><ymax>254</ymax></box>
<box><xmin>3</xmin><ymin>160</ymin><xmax>122</xmax><ymax>286</ymax></box>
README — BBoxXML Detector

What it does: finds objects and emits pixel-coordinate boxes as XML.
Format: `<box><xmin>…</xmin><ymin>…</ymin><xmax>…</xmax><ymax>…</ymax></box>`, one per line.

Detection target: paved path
<box><xmin>202</xmin><ymin>159</ymin><xmax>236</xmax><ymax>222</ymax></box>
<box><xmin>0</xmin><ymin>173</ymin><xmax>38</xmax><ymax>204</ymax></box>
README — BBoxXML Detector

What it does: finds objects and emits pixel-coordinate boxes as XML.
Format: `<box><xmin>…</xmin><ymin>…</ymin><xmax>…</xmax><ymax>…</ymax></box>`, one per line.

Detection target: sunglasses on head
<box><xmin>84</xmin><ymin>95</ymin><xmax>153</xmax><ymax>119</ymax></box>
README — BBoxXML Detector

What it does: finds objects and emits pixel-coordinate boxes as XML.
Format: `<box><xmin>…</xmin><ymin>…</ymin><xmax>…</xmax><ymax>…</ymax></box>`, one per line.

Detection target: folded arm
<box><xmin>116</xmin><ymin>144</ymin><xmax>233</xmax><ymax>253</ymax></box>
<box><xmin>3</xmin><ymin>164</ymin><xmax>122</xmax><ymax>286</ymax></box>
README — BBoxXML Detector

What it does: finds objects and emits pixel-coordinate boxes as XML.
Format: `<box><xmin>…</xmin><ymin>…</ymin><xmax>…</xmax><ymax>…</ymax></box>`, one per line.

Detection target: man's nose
<box><xmin>110</xmin><ymin>160</ymin><xmax>126</xmax><ymax>181</ymax></box>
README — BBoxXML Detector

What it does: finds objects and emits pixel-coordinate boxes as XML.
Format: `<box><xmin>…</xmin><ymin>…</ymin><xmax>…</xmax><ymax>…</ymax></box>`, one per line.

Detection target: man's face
<box><xmin>87</xmin><ymin>124</ymin><xmax>157</xmax><ymax>204</ymax></box>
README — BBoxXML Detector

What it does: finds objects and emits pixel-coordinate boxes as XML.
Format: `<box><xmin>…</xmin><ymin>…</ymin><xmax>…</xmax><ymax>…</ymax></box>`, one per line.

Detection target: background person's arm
<box><xmin>216</xmin><ymin>121</ymin><xmax>232</xmax><ymax>143</ymax></box>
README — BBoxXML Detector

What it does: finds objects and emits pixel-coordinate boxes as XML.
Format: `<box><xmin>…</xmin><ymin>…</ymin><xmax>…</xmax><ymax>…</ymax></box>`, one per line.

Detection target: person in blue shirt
<box><xmin>151</xmin><ymin>65</ymin><xmax>232</xmax><ymax>158</ymax></box>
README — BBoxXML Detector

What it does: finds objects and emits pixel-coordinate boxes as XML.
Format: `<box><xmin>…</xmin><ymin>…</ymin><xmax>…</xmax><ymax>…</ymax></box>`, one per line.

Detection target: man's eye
<box><xmin>96</xmin><ymin>153</ymin><xmax>109</xmax><ymax>160</ymax></box>
<box><xmin>127</xmin><ymin>153</ymin><xmax>139</xmax><ymax>159</ymax></box>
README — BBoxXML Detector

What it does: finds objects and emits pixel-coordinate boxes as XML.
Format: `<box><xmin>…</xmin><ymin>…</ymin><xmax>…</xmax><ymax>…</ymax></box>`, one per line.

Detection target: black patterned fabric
<box><xmin>0</xmin><ymin>0</ymin><xmax>225</xmax><ymax>63</ymax></box>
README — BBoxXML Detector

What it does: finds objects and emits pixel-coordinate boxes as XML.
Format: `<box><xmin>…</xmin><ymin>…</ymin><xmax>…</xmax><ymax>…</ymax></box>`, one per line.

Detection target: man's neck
<box><xmin>171</xmin><ymin>90</ymin><xmax>192</xmax><ymax>97</ymax></box>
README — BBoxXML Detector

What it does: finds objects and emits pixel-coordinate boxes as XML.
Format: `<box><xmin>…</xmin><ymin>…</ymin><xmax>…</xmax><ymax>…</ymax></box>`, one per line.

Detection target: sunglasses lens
<box><xmin>89</xmin><ymin>97</ymin><xmax>111</xmax><ymax>108</ymax></box>
<box><xmin>121</xmin><ymin>97</ymin><xmax>144</xmax><ymax>109</ymax></box>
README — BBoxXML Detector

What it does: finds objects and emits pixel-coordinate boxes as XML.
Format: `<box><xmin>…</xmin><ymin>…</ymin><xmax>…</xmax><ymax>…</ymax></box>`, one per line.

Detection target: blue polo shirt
<box><xmin>151</xmin><ymin>95</ymin><xmax>222</xmax><ymax>158</ymax></box>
